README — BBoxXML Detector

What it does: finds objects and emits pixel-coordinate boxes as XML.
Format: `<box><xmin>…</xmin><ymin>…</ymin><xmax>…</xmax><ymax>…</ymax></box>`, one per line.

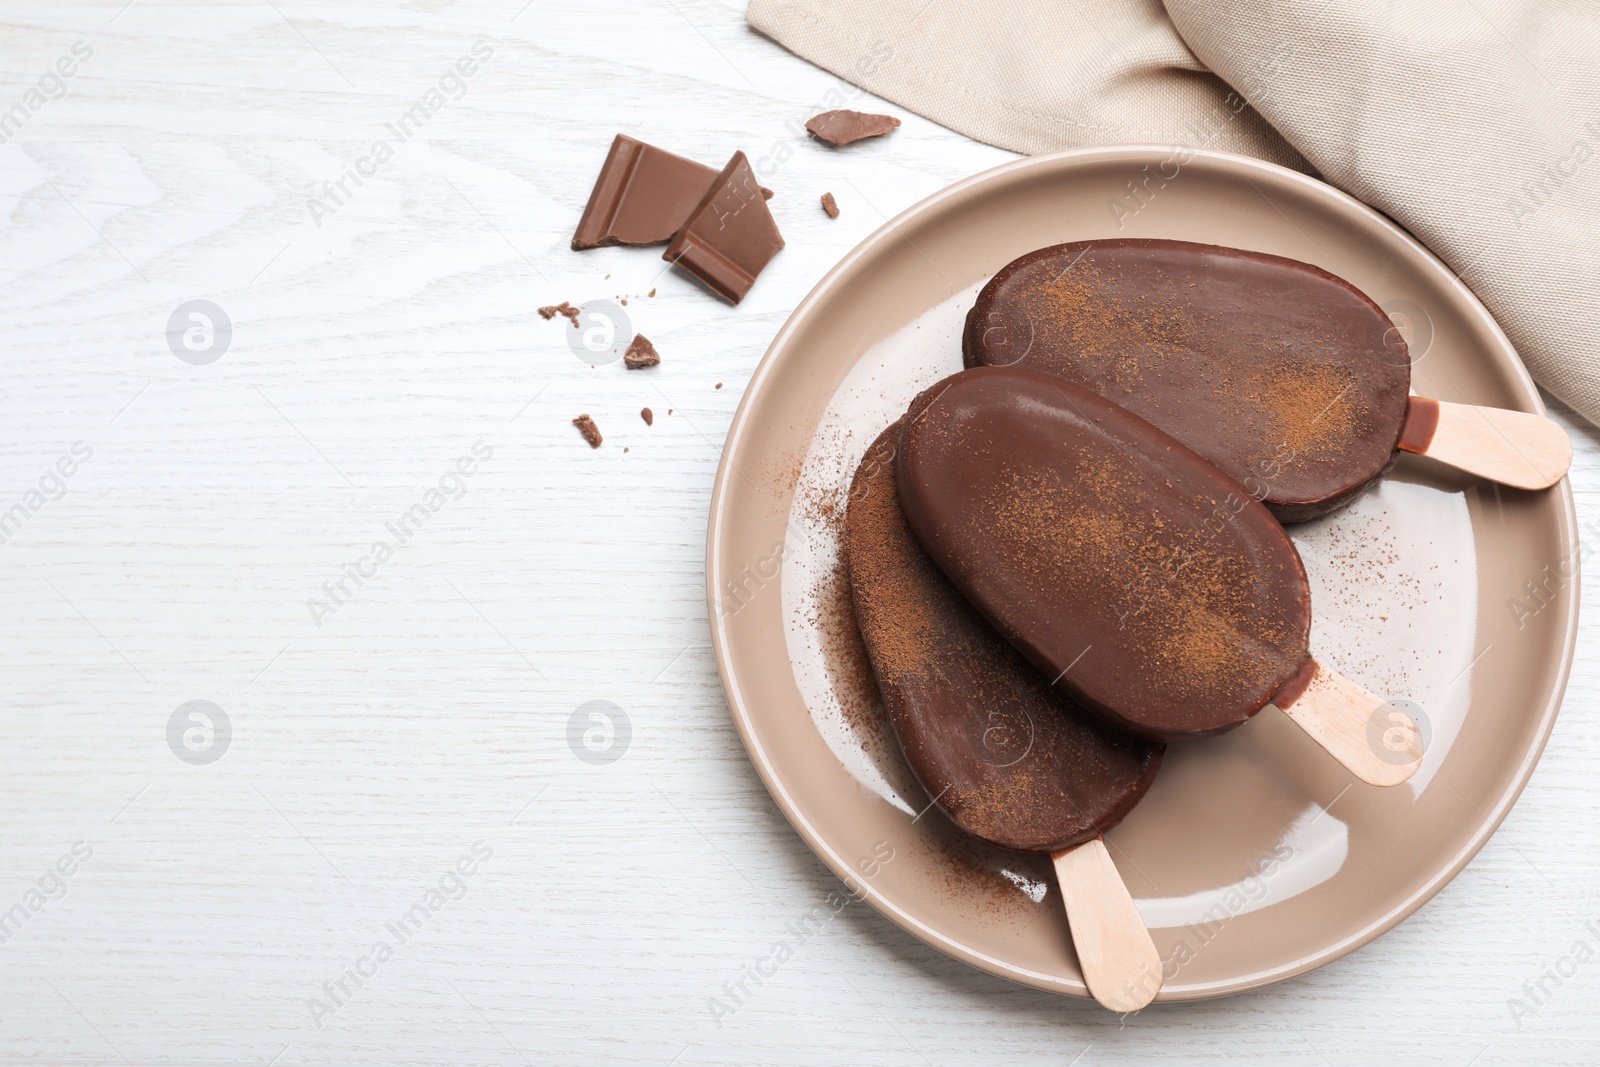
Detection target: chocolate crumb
<box><xmin>624</xmin><ymin>334</ymin><xmax>660</xmax><ymax>369</ymax></box>
<box><xmin>715</xmin><ymin>382</ymin><xmax>723</xmax><ymax>389</ymax></box>
<box><xmin>623</xmin><ymin>447</ymin><xmax>629</xmax><ymax>453</ymax></box>
<box><xmin>641</xmin><ymin>407</ymin><xmax>654</xmax><ymax>425</ymax></box>
<box><xmin>668</xmin><ymin>409</ymin><xmax>673</xmax><ymax>415</ymax></box>
<box><xmin>539</xmin><ymin>301</ymin><xmax>581</xmax><ymax>326</ymax></box>
<box><xmin>621</xmin><ymin>298</ymin><xmax>628</xmax><ymax>306</ymax></box>
<box><xmin>820</xmin><ymin>192</ymin><xmax>840</xmax><ymax>218</ymax></box>
<box><xmin>648</xmin><ymin>288</ymin><xmax>656</xmax><ymax>297</ymax></box>
<box><xmin>572</xmin><ymin>414</ymin><xmax>602</xmax><ymax>448</ymax></box>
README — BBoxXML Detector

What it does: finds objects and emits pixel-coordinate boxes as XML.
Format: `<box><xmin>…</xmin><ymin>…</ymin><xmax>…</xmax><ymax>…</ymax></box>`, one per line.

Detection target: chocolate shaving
<box><xmin>805</xmin><ymin>110</ymin><xmax>901</xmax><ymax>146</ymax></box>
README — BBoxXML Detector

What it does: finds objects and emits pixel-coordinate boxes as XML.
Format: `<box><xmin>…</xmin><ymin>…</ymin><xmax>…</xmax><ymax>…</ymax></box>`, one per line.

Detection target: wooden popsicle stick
<box><xmin>1397</xmin><ymin>396</ymin><xmax>1571</xmax><ymax>490</ymax></box>
<box><xmin>1271</xmin><ymin>659</ymin><xmax>1422</xmax><ymax>787</ymax></box>
<box><xmin>1052</xmin><ymin>835</ymin><xmax>1162</xmax><ymax>1012</ymax></box>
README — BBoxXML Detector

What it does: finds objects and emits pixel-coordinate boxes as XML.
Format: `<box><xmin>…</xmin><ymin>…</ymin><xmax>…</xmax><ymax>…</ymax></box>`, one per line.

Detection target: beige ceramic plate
<box><xmin>706</xmin><ymin>147</ymin><xmax>1578</xmax><ymax>1001</ymax></box>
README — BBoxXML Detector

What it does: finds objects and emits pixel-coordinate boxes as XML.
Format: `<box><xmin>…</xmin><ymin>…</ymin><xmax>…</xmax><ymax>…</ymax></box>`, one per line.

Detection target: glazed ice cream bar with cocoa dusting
<box><xmin>844</xmin><ymin>420</ymin><xmax>1167</xmax><ymax>1011</ymax></box>
<box><xmin>962</xmin><ymin>239</ymin><xmax>1570</xmax><ymax>521</ymax></box>
<box><xmin>896</xmin><ymin>366</ymin><xmax>1422</xmax><ymax>786</ymax></box>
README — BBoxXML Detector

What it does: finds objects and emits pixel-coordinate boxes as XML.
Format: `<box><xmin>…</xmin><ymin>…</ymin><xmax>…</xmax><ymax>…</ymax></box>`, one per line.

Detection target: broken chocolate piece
<box><xmin>572</xmin><ymin>136</ymin><xmax>718</xmax><ymax>251</ymax></box>
<box><xmin>820</xmin><ymin>192</ymin><xmax>839</xmax><ymax>218</ymax></box>
<box><xmin>641</xmin><ymin>407</ymin><xmax>654</xmax><ymax>425</ymax></box>
<box><xmin>662</xmin><ymin>151</ymin><xmax>784</xmax><ymax>305</ymax></box>
<box><xmin>571</xmin><ymin>135</ymin><xmax>777</xmax><ymax>251</ymax></box>
<box><xmin>572</xmin><ymin>414</ymin><xmax>602</xmax><ymax>448</ymax></box>
<box><xmin>805</xmin><ymin>110</ymin><xmax>901</xmax><ymax>146</ymax></box>
<box><xmin>624</xmin><ymin>334</ymin><xmax>660</xmax><ymax>369</ymax></box>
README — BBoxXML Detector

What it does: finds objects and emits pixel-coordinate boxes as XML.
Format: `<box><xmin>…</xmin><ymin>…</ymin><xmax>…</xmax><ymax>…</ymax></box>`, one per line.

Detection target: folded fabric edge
<box><xmin>746</xmin><ymin>0</ymin><xmax>1308</xmax><ymax>170</ymax></box>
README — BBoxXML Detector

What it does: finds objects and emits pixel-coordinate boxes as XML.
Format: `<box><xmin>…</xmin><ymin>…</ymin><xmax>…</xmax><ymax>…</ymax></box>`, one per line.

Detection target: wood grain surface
<box><xmin>0</xmin><ymin>1</ymin><xmax>1597</xmax><ymax>1064</ymax></box>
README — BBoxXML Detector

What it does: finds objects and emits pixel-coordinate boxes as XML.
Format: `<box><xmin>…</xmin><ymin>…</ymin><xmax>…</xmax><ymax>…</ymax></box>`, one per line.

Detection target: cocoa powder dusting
<box><xmin>992</xmin><ymin>458</ymin><xmax>1287</xmax><ymax>705</ymax></box>
<box><xmin>966</xmin><ymin>241</ymin><xmax>1409</xmax><ymax>517</ymax></box>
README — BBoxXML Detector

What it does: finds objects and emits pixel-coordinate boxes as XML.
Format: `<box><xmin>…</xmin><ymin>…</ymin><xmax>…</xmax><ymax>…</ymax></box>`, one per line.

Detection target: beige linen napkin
<box><xmin>748</xmin><ymin>0</ymin><xmax>1600</xmax><ymax>425</ymax></box>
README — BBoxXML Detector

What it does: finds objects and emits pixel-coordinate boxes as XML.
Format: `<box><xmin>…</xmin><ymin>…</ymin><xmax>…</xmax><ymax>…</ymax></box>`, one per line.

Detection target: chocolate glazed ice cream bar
<box><xmin>897</xmin><ymin>367</ymin><xmax>1424</xmax><ymax>786</ymax></box>
<box><xmin>963</xmin><ymin>239</ymin><xmax>1571</xmax><ymax>521</ymax></box>
<box><xmin>844</xmin><ymin>422</ymin><xmax>1167</xmax><ymax>1011</ymax></box>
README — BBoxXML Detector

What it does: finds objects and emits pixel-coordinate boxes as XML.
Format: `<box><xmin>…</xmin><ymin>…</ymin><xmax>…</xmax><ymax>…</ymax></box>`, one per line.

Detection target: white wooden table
<box><xmin>1</xmin><ymin>2</ymin><xmax>1597</xmax><ymax>1063</ymax></box>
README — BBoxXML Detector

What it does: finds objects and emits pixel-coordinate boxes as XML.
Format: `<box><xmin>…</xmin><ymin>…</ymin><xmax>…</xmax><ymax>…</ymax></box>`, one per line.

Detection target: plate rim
<box><xmin>705</xmin><ymin>144</ymin><xmax>1580</xmax><ymax>1001</ymax></box>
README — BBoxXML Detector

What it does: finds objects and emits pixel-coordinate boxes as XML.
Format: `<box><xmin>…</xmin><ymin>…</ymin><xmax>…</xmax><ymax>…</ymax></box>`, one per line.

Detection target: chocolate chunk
<box><xmin>846</xmin><ymin>421</ymin><xmax>1163</xmax><ymax>852</ymax></box>
<box><xmin>572</xmin><ymin>414</ymin><xmax>602</xmax><ymax>448</ymax></box>
<box><xmin>624</xmin><ymin>334</ymin><xmax>660</xmax><ymax>369</ymax></box>
<box><xmin>805</xmin><ymin>110</ymin><xmax>901</xmax><ymax>146</ymax></box>
<box><xmin>641</xmin><ymin>407</ymin><xmax>654</xmax><ymax>425</ymax></box>
<box><xmin>571</xmin><ymin>135</ymin><xmax>777</xmax><ymax>251</ymax></box>
<box><xmin>663</xmin><ymin>151</ymin><xmax>784</xmax><ymax>304</ymax></box>
<box><xmin>897</xmin><ymin>366</ymin><xmax>1312</xmax><ymax>740</ymax></box>
<box><xmin>572</xmin><ymin>136</ymin><xmax>719</xmax><ymax>251</ymax></box>
<box><xmin>820</xmin><ymin>192</ymin><xmax>839</xmax><ymax>218</ymax></box>
<box><xmin>539</xmin><ymin>301</ymin><xmax>580</xmax><ymax>326</ymax></box>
